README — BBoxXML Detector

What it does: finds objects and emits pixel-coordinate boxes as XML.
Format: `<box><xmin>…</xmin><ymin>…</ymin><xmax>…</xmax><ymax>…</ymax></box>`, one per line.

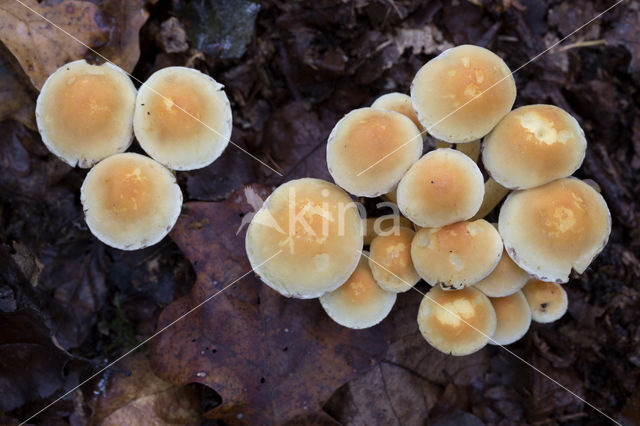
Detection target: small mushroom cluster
<box><xmin>36</xmin><ymin>60</ymin><xmax>232</xmax><ymax>250</ymax></box>
<box><xmin>246</xmin><ymin>44</ymin><xmax>611</xmax><ymax>356</ymax></box>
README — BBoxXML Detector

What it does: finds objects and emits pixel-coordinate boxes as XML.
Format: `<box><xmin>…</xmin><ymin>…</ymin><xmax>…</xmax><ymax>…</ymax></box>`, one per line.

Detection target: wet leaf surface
<box><xmin>149</xmin><ymin>186</ymin><xmax>392</xmax><ymax>424</ymax></box>
<box><xmin>88</xmin><ymin>354</ymin><xmax>200</xmax><ymax>426</ymax></box>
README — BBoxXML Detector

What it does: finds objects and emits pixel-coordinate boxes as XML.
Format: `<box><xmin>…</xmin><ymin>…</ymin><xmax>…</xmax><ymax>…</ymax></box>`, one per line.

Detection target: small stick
<box><xmin>435</xmin><ymin>140</ymin><xmax>452</xmax><ymax>149</ymax></box>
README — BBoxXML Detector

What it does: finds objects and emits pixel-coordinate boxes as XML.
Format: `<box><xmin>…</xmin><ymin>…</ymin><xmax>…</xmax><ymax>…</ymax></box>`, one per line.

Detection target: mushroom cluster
<box><xmin>36</xmin><ymin>61</ymin><xmax>232</xmax><ymax>250</ymax></box>
<box><xmin>246</xmin><ymin>44</ymin><xmax>611</xmax><ymax>355</ymax></box>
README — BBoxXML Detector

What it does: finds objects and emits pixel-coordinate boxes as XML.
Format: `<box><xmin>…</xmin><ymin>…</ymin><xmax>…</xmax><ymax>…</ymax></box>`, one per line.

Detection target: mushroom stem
<box><xmin>472</xmin><ymin>178</ymin><xmax>510</xmax><ymax>220</ymax></box>
<box><xmin>435</xmin><ymin>140</ymin><xmax>452</xmax><ymax>149</ymax></box>
<box><xmin>456</xmin><ymin>140</ymin><xmax>480</xmax><ymax>162</ymax></box>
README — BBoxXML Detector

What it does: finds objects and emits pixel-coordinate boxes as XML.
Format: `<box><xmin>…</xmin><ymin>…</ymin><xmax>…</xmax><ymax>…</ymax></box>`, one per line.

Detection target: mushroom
<box><xmin>245</xmin><ymin>178</ymin><xmax>363</xmax><ymax>299</ymax></box>
<box><xmin>326</xmin><ymin>107</ymin><xmax>423</xmax><ymax>197</ymax></box>
<box><xmin>489</xmin><ymin>291</ymin><xmax>531</xmax><ymax>345</ymax></box>
<box><xmin>499</xmin><ymin>177</ymin><xmax>611</xmax><ymax>283</ymax></box>
<box><xmin>80</xmin><ymin>153</ymin><xmax>182</xmax><ymax>250</ymax></box>
<box><xmin>371</xmin><ymin>92</ymin><xmax>425</xmax><ymax>133</ymax></box>
<box><xmin>133</xmin><ymin>66</ymin><xmax>232</xmax><ymax>170</ymax></box>
<box><xmin>411</xmin><ymin>220</ymin><xmax>503</xmax><ymax>290</ymax></box>
<box><xmin>521</xmin><ymin>279</ymin><xmax>568</xmax><ymax>323</ymax></box>
<box><xmin>410</xmin><ymin>44</ymin><xmax>516</xmax><ymax>144</ymax></box>
<box><xmin>483</xmin><ymin>105</ymin><xmax>587</xmax><ymax>190</ymax></box>
<box><xmin>36</xmin><ymin>60</ymin><xmax>136</xmax><ymax>168</ymax></box>
<box><xmin>363</xmin><ymin>214</ymin><xmax>413</xmax><ymax>246</ymax></box>
<box><xmin>320</xmin><ymin>252</ymin><xmax>396</xmax><ymax>329</ymax></box>
<box><xmin>474</xmin><ymin>224</ymin><xmax>530</xmax><ymax>297</ymax></box>
<box><xmin>368</xmin><ymin>226</ymin><xmax>420</xmax><ymax>293</ymax></box>
<box><xmin>417</xmin><ymin>286</ymin><xmax>497</xmax><ymax>356</ymax></box>
<box><xmin>397</xmin><ymin>148</ymin><xmax>484</xmax><ymax>228</ymax></box>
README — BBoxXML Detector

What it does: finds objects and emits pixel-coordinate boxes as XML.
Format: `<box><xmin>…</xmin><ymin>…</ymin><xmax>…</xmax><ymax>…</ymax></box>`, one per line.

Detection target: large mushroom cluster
<box><xmin>246</xmin><ymin>44</ymin><xmax>611</xmax><ymax>356</ymax></box>
<box><xmin>35</xmin><ymin>60</ymin><xmax>232</xmax><ymax>250</ymax></box>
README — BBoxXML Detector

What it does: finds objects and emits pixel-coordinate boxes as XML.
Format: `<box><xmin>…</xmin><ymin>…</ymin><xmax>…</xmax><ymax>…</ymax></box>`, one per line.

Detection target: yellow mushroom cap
<box><xmin>35</xmin><ymin>60</ymin><xmax>136</xmax><ymax>168</ymax></box>
<box><xmin>320</xmin><ymin>253</ymin><xmax>396</xmax><ymax>329</ymax></box>
<box><xmin>80</xmin><ymin>153</ymin><xmax>182</xmax><ymax>250</ymax></box>
<box><xmin>133</xmin><ymin>66</ymin><xmax>232</xmax><ymax>170</ymax></box>
<box><xmin>326</xmin><ymin>107</ymin><xmax>423</xmax><ymax>197</ymax></box>
<box><xmin>245</xmin><ymin>178</ymin><xmax>363</xmax><ymax>299</ymax></box>
<box><xmin>371</xmin><ymin>92</ymin><xmax>425</xmax><ymax>133</ymax></box>
<box><xmin>521</xmin><ymin>279</ymin><xmax>568</xmax><ymax>323</ymax></box>
<box><xmin>474</xmin><ymin>226</ymin><xmax>530</xmax><ymax>297</ymax></box>
<box><xmin>499</xmin><ymin>177</ymin><xmax>611</xmax><ymax>283</ymax></box>
<box><xmin>417</xmin><ymin>286</ymin><xmax>496</xmax><ymax>356</ymax></box>
<box><xmin>363</xmin><ymin>214</ymin><xmax>413</xmax><ymax>246</ymax></box>
<box><xmin>483</xmin><ymin>105</ymin><xmax>587</xmax><ymax>189</ymax></box>
<box><xmin>411</xmin><ymin>220</ymin><xmax>503</xmax><ymax>290</ymax></box>
<box><xmin>397</xmin><ymin>148</ymin><xmax>484</xmax><ymax>228</ymax></box>
<box><xmin>411</xmin><ymin>44</ymin><xmax>516</xmax><ymax>143</ymax></box>
<box><xmin>368</xmin><ymin>226</ymin><xmax>420</xmax><ymax>293</ymax></box>
<box><xmin>489</xmin><ymin>291</ymin><xmax>531</xmax><ymax>345</ymax></box>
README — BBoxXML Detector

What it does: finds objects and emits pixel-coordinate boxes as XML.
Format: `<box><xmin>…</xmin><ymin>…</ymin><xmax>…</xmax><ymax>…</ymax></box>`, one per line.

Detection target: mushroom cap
<box><xmin>369</xmin><ymin>226</ymin><xmax>420</xmax><ymax>293</ymax></box>
<box><xmin>499</xmin><ymin>177</ymin><xmax>611</xmax><ymax>283</ymax></box>
<box><xmin>411</xmin><ymin>44</ymin><xmax>516</xmax><ymax>143</ymax></box>
<box><xmin>80</xmin><ymin>153</ymin><xmax>182</xmax><ymax>250</ymax></box>
<box><xmin>521</xmin><ymin>279</ymin><xmax>568</xmax><ymax>323</ymax></box>
<box><xmin>417</xmin><ymin>286</ymin><xmax>497</xmax><ymax>356</ymax></box>
<box><xmin>411</xmin><ymin>220</ymin><xmax>503</xmax><ymax>290</ymax></box>
<box><xmin>133</xmin><ymin>66</ymin><xmax>232</xmax><ymax>170</ymax></box>
<box><xmin>36</xmin><ymin>60</ymin><xmax>136</xmax><ymax>168</ymax></box>
<box><xmin>483</xmin><ymin>105</ymin><xmax>587</xmax><ymax>189</ymax></box>
<box><xmin>326</xmin><ymin>107</ymin><xmax>423</xmax><ymax>197</ymax></box>
<box><xmin>371</xmin><ymin>92</ymin><xmax>425</xmax><ymax>133</ymax></box>
<box><xmin>474</xmin><ymin>226</ymin><xmax>530</xmax><ymax>297</ymax></box>
<box><xmin>320</xmin><ymin>253</ymin><xmax>396</xmax><ymax>329</ymax></box>
<box><xmin>363</xmin><ymin>214</ymin><xmax>413</xmax><ymax>246</ymax></box>
<box><xmin>397</xmin><ymin>148</ymin><xmax>484</xmax><ymax>227</ymax></box>
<box><xmin>245</xmin><ymin>178</ymin><xmax>363</xmax><ymax>299</ymax></box>
<box><xmin>489</xmin><ymin>291</ymin><xmax>531</xmax><ymax>345</ymax></box>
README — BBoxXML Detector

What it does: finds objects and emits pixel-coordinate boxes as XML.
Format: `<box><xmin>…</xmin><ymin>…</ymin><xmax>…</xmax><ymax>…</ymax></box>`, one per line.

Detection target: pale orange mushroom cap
<box><xmin>80</xmin><ymin>153</ymin><xmax>182</xmax><ymax>250</ymax></box>
<box><xmin>363</xmin><ymin>214</ymin><xmax>413</xmax><ymax>246</ymax></box>
<box><xmin>369</xmin><ymin>226</ymin><xmax>420</xmax><ymax>293</ymax></box>
<box><xmin>474</xmin><ymin>225</ymin><xmax>530</xmax><ymax>297</ymax></box>
<box><xmin>521</xmin><ymin>279</ymin><xmax>568</xmax><ymax>323</ymax></box>
<box><xmin>326</xmin><ymin>107</ymin><xmax>423</xmax><ymax>197</ymax></box>
<box><xmin>133</xmin><ymin>66</ymin><xmax>232</xmax><ymax>170</ymax></box>
<box><xmin>36</xmin><ymin>60</ymin><xmax>136</xmax><ymax>168</ymax></box>
<box><xmin>417</xmin><ymin>286</ymin><xmax>497</xmax><ymax>356</ymax></box>
<box><xmin>411</xmin><ymin>220</ymin><xmax>503</xmax><ymax>290</ymax></box>
<box><xmin>499</xmin><ymin>177</ymin><xmax>611</xmax><ymax>283</ymax></box>
<box><xmin>397</xmin><ymin>148</ymin><xmax>484</xmax><ymax>227</ymax></box>
<box><xmin>371</xmin><ymin>92</ymin><xmax>425</xmax><ymax>133</ymax></box>
<box><xmin>245</xmin><ymin>178</ymin><xmax>363</xmax><ymax>299</ymax></box>
<box><xmin>411</xmin><ymin>44</ymin><xmax>516</xmax><ymax>143</ymax></box>
<box><xmin>320</xmin><ymin>253</ymin><xmax>396</xmax><ymax>329</ymax></box>
<box><xmin>483</xmin><ymin>105</ymin><xmax>587</xmax><ymax>189</ymax></box>
<box><xmin>489</xmin><ymin>291</ymin><xmax>531</xmax><ymax>345</ymax></box>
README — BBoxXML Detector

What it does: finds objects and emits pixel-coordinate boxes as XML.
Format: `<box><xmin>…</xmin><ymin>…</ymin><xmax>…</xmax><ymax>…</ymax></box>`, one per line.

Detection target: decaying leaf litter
<box><xmin>1</xmin><ymin>0</ymin><xmax>640</xmax><ymax>424</ymax></box>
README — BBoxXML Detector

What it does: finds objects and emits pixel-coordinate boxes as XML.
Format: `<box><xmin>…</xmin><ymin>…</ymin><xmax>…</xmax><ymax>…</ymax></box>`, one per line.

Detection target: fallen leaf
<box><xmin>0</xmin><ymin>0</ymin><xmax>108</xmax><ymax>90</ymax></box>
<box><xmin>91</xmin><ymin>0</ymin><xmax>148</xmax><ymax>73</ymax></box>
<box><xmin>393</xmin><ymin>26</ymin><xmax>453</xmax><ymax>56</ymax></box>
<box><xmin>150</xmin><ymin>185</ymin><xmax>392</xmax><ymax>424</ymax></box>
<box><xmin>89</xmin><ymin>354</ymin><xmax>201</xmax><ymax>426</ymax></box>
<box><xmin>0</xmin><ymin>42</ymin><xmax>36</xmax><ymax>128</ymax></box>
<box><xmin>0</xmin><ymin>308</ymin><xmax>73</xmax><ymax>412</ymax></box>
<box><xmin>176</xmin><ymin>0</ymin><xmax>260</xmax><ymax>60</ymax></box>
<box><xmin>0</xmin><ymin>0</ymin><xmax>147</xmax><ymax>90</ymax></box>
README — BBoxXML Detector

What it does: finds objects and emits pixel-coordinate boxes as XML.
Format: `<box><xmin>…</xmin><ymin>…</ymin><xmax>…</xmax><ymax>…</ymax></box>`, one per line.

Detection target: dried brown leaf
<box><xmin>89</xmin><ymin>354</ymin><xmax>200</xmax><ymax>426</ymax></box>
<box><xmin>149</xmin><ymin>185</ymin><xmax>391</xmax><ymax>424</ymax></box>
